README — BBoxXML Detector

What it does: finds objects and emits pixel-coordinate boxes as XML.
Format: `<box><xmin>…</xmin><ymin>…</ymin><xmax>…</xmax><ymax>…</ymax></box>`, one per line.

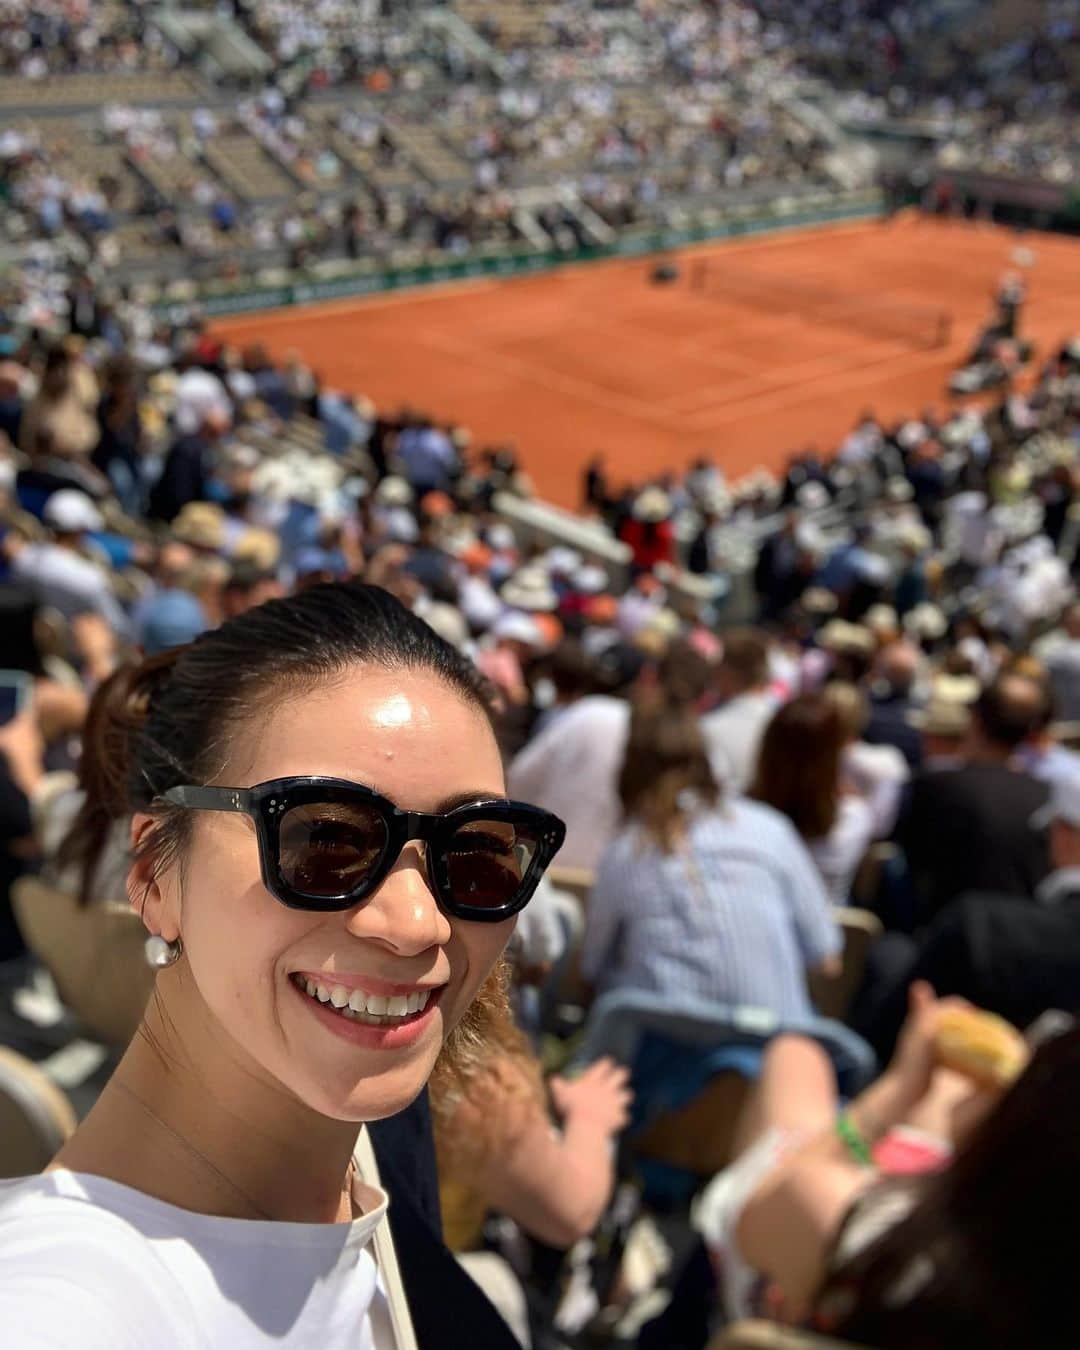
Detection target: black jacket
<box><xmin>895</xmin><ymin>762</ymin><xmax>1050</xmax><ymax>925</ymax></box>
<box><xmin>369</xmin><ymin>1093</ymin><xmax>518</xmax><ymax>1349</ymax></box>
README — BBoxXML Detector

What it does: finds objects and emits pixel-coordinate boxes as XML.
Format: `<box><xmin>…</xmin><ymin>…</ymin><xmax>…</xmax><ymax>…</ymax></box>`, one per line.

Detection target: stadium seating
<box><xmin>0</xmin><ymin>1047</ymin><xmax>77</xmax><ymax>1178</ymax></box>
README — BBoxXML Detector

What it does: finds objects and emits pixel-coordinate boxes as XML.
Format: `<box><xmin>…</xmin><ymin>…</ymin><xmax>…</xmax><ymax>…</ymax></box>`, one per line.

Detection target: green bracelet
<box><xmin>836</xmin><ymin>1112</ymin><xmax>874</xmax><ymax>1167</ymax></box>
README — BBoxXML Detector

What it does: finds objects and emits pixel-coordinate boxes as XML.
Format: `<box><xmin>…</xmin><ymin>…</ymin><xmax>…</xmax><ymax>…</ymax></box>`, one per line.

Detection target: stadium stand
<box><xmin>1</xmin><ymin>4</ymin><xmax>1079</xmax><ymax>1348</ymax></box>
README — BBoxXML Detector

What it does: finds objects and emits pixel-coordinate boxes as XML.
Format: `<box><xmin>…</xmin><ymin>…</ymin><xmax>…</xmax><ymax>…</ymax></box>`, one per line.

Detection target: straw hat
<box><xmin>500</xmin><ymin>566</ymin><xmax>558</xmax><ymax>613</ymax></box>
<box><xmin>801</xmin><ymin>587</ymin><xmax>839</xmax><ymax>616</ymax></box>
<box><xmin>908</xmin><ymin>677</ymin><xmax>980</xmax><ymax>736</ymax></box>
<box><xmin>171</xmin><ymin>502</ymin><xmax>226</xmax><ymax>552</ymax></box>
<box><xmin>233</xmin><ymin>528</ymin><xmax>281</xmax><ymax>572</ymax></box>
<box><xmin>819</xmin><ymin>620</ymin><xmax>875</xmax><ymax>656</ymax></box>
<box><xmin>904</xmin><ymin>602</ymin><xmax>948</xmax><ymax>642</ymax></box>
<box><xmin>865</xmin><ymin>604</ymin><xmax>900</xmax><ymax>637</ymax></box>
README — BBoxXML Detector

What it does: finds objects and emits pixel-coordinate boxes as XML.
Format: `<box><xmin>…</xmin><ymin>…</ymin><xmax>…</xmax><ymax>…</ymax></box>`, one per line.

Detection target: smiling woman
<box><xmin>0</xmin><ymin>583</ymin><xmax>564</xmax><ymax>1350</ymax></box>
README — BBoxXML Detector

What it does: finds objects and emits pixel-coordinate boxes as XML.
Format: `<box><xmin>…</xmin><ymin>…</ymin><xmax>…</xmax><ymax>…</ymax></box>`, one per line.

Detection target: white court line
<box><xmin>418</xmin><ymin>327</ymin><xmax>681</xmax><ymax>430</ymax></box>
<box><xmin>680</xmin><ymin>340</ymin><xmax>960</xmax><ymax>432</ymax></box>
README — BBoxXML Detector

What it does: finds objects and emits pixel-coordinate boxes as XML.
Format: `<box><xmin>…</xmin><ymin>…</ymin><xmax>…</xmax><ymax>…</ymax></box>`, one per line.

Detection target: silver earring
<box><xmin>144</xmin><ymin>935</ymin><xmax>183</xmax><ymax>969</ymax></box>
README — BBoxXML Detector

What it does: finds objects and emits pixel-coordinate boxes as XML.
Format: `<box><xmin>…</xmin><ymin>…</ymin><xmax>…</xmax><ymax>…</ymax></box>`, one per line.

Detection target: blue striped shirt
<box><xmin>582</xmin><ymin>798</ymin><xmax>841</xmax><ymax>1023</ymax></box>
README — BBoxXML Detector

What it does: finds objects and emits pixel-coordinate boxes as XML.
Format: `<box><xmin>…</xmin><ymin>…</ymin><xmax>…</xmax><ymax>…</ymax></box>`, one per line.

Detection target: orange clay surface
<box><xmin>215</xmin><ymin>215</ymin><xmax>1080</xmax><ymax>508</ymax></box>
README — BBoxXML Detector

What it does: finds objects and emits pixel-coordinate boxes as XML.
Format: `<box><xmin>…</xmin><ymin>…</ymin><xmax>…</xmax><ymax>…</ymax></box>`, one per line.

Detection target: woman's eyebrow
<box><xmin>436</xmin><ymin>789</ymin><xmax>508</xmax><ymax>813</ymax></box>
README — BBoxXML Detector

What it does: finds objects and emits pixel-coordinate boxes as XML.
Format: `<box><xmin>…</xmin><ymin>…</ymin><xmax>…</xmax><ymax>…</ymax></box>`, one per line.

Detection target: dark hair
<box><xmin>827</xmin><ymin>1027</ymin><xmax>1080</xmax><ymax>1348</ymax></box>
<box><xmin>974</xmin><ymin>673</ymin><xmax>1046</xmax><ymax>750</ymax></box>
<box><xmin>718</xmin><ymin>628</ymin><xmax>770</xmax><ymax>692</ymax></box>
<box><xmin>657</xmin><ymin>639</ymin><xmax>713</xmax><ymax>707</ymax></box>
<box><xmin>618</xmin><ymin>703</ymin><xmax>718</xmax><ymax>852</ymax></box>
<box><xmin>60</xmin><ymin>583</ymin><xmax>495</xmax><ymax>907</ymax></box>
<box><xmin>751</xmin><ymin>694</ymin><xmax>844</xmax><ymax>840</ymax></box>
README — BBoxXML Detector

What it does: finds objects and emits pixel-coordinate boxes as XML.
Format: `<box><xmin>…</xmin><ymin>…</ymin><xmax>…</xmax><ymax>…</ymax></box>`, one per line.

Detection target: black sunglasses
<box><xmin>163</xmin><ymin>776</ymin><xmax>566</xmax><ymax>922</ymax></box>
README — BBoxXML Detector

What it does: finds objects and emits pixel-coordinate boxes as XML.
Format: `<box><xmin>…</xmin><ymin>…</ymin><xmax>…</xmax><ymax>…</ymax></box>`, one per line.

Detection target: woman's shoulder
<box><xmin>0</xmin><ymin>1173</ymin><xmax>195</xmax><ymax>1348</ymax></box>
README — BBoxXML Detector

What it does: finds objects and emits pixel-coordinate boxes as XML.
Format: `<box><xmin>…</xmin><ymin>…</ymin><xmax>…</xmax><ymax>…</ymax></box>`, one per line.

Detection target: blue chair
<box><xmin>570</xmin><ymin>989</ymin><xmax>877</xmax><ymax>1204</ymax></box>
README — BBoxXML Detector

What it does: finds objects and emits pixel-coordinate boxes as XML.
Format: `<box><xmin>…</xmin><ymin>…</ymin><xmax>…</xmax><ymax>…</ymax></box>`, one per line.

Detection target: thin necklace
<box><xmin>111</xmin><ymin>1078</ymin><xmax>357</xmax><ymax>1222</ymax></box>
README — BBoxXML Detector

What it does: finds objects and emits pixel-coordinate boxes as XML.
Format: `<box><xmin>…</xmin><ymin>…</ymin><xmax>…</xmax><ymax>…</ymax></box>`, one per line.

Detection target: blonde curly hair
<box><xmin>430</xmin><ymin>958</ymin><xmax>546</xmax><ymax>1169</ymax></box>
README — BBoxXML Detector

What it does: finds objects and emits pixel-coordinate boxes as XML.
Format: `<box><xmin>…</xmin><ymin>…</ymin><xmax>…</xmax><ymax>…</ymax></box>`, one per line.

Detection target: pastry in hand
<box><xmin>935</xmin><ymin>1007</ymin><xmax>1029</xmax><ymax>1089</ymax></box>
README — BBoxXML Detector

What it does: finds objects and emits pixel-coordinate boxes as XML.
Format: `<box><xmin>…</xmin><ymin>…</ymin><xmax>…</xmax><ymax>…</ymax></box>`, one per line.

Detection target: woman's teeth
<box><xmin>294</xmin><ymin>975</ymin><xmax>431</xmax><ymax>1024</ymax></box>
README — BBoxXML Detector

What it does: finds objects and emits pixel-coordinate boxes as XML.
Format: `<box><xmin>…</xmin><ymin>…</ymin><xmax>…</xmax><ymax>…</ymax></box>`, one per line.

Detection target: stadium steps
<box><xmin>201</xmin><ymin>132</ymin><xmax>298</xmax><ymax>202</ymax></box>
<box><xmin>384</xmin><ymin>120</ymin><xmax>472</xmax><ymax>188</ymax></box>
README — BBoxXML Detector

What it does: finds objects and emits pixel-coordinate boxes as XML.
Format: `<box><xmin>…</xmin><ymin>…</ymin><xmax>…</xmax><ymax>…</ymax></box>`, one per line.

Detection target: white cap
<box><xmin>487</xmin><ymin>523</ymin><xmax>516</xmax><ymax>552</ymax></box>
<box><xmin>1032</xmin><ymin>768</ymin><xmax>1080</xmax><ymax>830</ymax></box>
<box><xmin>546</xmin><ymin>546</ymin><xmax>582</xmax><ymax>575</ymax></box>
<box><xmin>493</xmin><ymin>611</ymin><xmax>543</xmax><ymax>646</ymax></box>
<box><xmin>572</xmin><ymin>564</ymin><xmax>608</xmax><ymax>595</ymax></box>
<box><xmin>43</xmin><ymin>489</ymin><xmax>103</xmax><ymax>534</ymax></box>
<box><xmin>796</xmin><ymin>481</ymin><xmax>829</xmax><ymax>511</ymax></box>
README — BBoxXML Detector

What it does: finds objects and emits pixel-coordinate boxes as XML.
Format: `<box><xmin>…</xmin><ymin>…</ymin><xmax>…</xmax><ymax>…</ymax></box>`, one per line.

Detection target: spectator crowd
<box><xmin>1</xmin><ymin>4</ymin><xmax>1080</xmax><ymax>1347</ymax></box>
<box><xmin>0</xmin><ymin>240</ymin><xmax>1078</xmax><ymax>1342</ymax></box>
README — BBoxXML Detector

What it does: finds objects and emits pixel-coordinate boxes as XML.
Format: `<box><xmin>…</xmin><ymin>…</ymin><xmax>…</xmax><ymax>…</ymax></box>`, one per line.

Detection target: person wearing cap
<box><xmin>909</xmin><ymin>676</ymin><xmax>979</xmax><ymax>771</ymax></box>
<box><xmin>10</xmin><ymin>489</ymin><xmax>129</xmax><ymax>639</ymax></box>
<box><xmin>499</xmin><ymin>565</ymin><xmax>558</xmax><ymax>615</ymax></box>
<box><xmin>853</xmin><ymin>764</ymin><xmax>1080</xmax><ymax>1062</ymax></box>
<box><xmin>169</xmin><ymin>502</ymin><xmax>227</xmax><ymax>555</ymax></box>
<box><xmin>894</xmin><ymin>673</ymin><xmax>1051</xmax><ymax>928</ymax></box>
<box><xmin>618</xmin><ymin>486</ymin><xmax>675</xmax><ymax>574</ymax></box>
<box><xmin>475</xmin><ymin>611</ymin><xmax>544</xmax><ymax>708</ymax></box>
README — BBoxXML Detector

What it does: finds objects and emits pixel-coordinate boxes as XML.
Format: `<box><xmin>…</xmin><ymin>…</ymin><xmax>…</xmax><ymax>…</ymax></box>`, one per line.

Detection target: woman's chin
<box><xmin>299</xmin><ymin>1046</ymin><xmax>442</xmax><ymax>1124</ymax></box>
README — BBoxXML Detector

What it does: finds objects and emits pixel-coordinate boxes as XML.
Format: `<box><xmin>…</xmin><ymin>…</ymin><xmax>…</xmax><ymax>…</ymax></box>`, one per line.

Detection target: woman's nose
<box><xmin>344</xmin><ymin>842</ymin><xmax>452</xmax><ymax>955</ymax></box>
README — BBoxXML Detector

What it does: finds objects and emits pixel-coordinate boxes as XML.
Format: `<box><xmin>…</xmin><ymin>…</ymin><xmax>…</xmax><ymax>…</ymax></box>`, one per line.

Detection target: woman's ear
<box><xmin>128</xmin><ymin>812</ymin><xmax>180</xmax><ymax>942</ymax></box>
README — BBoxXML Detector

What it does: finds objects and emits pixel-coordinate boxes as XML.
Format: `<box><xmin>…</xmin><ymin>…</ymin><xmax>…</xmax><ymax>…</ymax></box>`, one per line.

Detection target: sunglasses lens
<box><xmin>444</xmin><ymin>818</ymin><xmax>539</xmax><ymax>911</ymax></box>
<box><xmin>278</xmin><ymin>801</ymin><xmax>388</xmax><ymax>899</ymax></box>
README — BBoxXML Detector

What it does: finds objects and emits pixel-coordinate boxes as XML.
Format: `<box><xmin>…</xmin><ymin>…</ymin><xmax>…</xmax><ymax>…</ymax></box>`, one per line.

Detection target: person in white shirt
<box><xmin>508</xmin><ymin>691</ymin><xmax>630</xmax><ymax>871</ymax></box>
<box><xmin>0</xmin><ymin>583</ymin><xmax>564</xmax><ymax>1349</ymax></box>
<box><xmin>701</xmin><ymin>628</ymin><xmax>777</xmax><ymax>791</ymax></box>
<box><xmin>10</xmin><ymin>488</ymin><xmax>131</xmax><ymax>637</ymax></box>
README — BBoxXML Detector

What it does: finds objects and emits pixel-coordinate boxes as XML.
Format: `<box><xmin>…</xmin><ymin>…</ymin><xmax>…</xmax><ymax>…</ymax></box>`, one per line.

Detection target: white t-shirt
<box><xmin>508</xmin><ymin>695</ymin><xmax>630</xmax><ymax>872</ymax></box>
<box><xmin>701</xmin><ymin>691</ymin><xmax>777</xmax><ymax>793</ymax></box>
<box><xmin>0</xmin><ymin>1157</ymin><xmax>400</xmax><ymax>1349</ymax></box>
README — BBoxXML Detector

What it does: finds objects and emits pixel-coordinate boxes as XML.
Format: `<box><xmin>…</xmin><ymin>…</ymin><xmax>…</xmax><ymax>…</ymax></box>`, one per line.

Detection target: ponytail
<box><xmin>58</xmin><ymin>650</ymin><xmax>182</xmax><ymax>909</ymax></box>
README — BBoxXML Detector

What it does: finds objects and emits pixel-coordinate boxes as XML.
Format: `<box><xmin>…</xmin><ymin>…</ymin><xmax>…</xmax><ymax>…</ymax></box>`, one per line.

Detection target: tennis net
<box><xmin>688</xmin><ymin>259</ymin><xmax>952</xmax><ymax>350</ymax></box>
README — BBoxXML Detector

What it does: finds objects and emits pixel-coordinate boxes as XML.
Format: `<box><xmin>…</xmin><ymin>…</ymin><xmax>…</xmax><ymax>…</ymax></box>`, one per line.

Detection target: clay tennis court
<box><xmin>215</xmin><ymin>215</ymin><xmax>1080</xmax><ymax>508</ymax></box>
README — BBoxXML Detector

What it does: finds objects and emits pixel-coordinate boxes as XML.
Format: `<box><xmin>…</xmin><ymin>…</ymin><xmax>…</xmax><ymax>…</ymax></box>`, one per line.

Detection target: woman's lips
<box><xmin>290</xmin><ymin>974</ymin><xmax>443</xmax><ymax>1051</ymax></box>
